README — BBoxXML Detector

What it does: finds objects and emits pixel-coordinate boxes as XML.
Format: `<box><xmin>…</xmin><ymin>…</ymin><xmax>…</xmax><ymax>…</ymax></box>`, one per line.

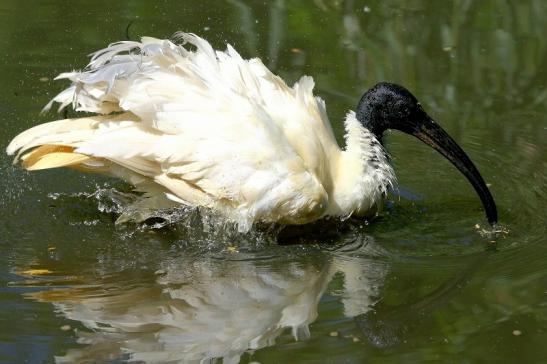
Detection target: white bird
<box><xmin>6</xmin><ymin>33</ymin><xmax>497</xmax><ymax>231</ymax></box>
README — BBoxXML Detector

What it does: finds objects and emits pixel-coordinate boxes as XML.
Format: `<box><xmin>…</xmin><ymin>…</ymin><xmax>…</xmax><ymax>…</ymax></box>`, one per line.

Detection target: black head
<box><xmin>356</xmin><ymin>82</ymin><xmax>426</xmax><ymax>139</ymax></box>
<box><xmin>356</xmin><ymin>82</ymin><xmax>498</xmax><ymax>225</ymax></box>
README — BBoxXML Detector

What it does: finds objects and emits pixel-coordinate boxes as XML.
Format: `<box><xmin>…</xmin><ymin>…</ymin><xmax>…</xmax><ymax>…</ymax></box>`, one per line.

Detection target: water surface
<box><xmin>1</xmin><ymin>1</ymin><xmax>546</xmax><ymax>363</ymax></box>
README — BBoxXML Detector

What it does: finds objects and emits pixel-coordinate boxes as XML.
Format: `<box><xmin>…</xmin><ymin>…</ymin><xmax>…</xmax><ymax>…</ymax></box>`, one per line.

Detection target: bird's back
<box><xmin>8</xmin><ymin>33</ymin><xmax>344</xmax><ymax>230</ymax></box>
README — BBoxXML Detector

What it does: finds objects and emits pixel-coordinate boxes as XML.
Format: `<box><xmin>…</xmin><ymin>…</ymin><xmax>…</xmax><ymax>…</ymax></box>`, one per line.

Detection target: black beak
<box><xmin>410</xmin><ymin>114</ymin><xmax>498</xmax><ymax>225</ymax></box>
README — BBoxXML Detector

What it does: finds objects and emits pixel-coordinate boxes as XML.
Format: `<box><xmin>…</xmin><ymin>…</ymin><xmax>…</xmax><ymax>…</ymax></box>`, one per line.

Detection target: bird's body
<box><xmin>8</xmin><ymin>33</ymin><xmax>498</xmax><ymax>230</ymax></box>
<box><xmin>7</xmin><ymin>33</ymin><xmax>394</xmax><ymax>231</ymax></box>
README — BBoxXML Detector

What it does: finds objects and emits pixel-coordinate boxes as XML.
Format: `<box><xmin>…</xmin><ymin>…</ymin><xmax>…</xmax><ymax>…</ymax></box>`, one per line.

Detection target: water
<box><xmin>1</xmin><ymin>1</ymin><xmax>546</xmax><ymax>362</ymax></box>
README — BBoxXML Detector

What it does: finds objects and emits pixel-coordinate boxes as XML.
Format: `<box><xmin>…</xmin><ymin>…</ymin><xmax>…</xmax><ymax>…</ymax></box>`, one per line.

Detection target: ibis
<box><xmin>6</xmin><ymin>33</ymin><xmax>497</xmax><ymax>231</ymax></box>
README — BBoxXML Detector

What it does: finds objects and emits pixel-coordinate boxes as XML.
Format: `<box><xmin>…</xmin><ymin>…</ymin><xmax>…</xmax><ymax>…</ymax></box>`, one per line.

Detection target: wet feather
<box><xmin>7</xmin><ymin>33</ymin><xmax>395</xmax><ymax>231</ymax></box>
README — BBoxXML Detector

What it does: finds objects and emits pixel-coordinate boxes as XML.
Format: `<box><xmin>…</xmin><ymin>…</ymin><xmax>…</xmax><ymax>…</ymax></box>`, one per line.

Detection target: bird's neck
<box><xmin>327</xmin><ymin>112</ymin><xmax>395</xmax><ymax>217</ymax></box>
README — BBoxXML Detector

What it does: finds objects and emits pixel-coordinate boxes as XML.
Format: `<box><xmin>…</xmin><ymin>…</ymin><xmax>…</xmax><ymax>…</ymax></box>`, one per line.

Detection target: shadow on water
<box><xmin>6</xmin><ymin>199</ymin><xmax>499</xmax><ymax>363</ymax></box>
<box><xmin>10</xmin><ymin>231</ymin><xmax>382</xmax><ymax>363</ymax></box>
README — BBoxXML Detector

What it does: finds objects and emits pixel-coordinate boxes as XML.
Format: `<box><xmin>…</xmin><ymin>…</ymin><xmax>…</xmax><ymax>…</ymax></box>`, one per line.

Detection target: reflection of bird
<box><xmin>26</xmin><ymin>248</ymin><xmax>388</xmax><ymax>364</ymax></box>
<box><xmin>7</xmin><ymin>33</ymin><xmax>496</xmax><ymax>231</ymax></box>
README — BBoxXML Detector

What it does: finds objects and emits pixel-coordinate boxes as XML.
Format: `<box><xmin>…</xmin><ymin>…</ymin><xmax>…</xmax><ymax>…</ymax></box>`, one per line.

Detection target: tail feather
<box><xmin>21</xmin><ymin>145</ymin><xmax>92</xmax><ymax>171</ymax></box>
<box><xmin>7</xmin><ymin>113</ymin><xmax>138</xmax><ymax>164</ymax></box>
<box><xmin>6</xmin><ymin>117</ymin><xmax>99</xmax><ymax>161</ymax></box>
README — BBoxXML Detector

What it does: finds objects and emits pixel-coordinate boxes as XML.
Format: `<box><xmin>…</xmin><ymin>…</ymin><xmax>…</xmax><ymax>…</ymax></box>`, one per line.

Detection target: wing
<box><xmin>11</xmin><ymin>34</ymin><xmax>336</xmax><ymax>229</ymax></box>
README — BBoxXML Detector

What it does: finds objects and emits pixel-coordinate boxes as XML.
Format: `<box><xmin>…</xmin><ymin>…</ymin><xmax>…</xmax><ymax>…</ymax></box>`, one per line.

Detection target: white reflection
<box><xmin>28</xmin><ymin>241</ymin><xmax>388</xmax><ymax>364</ymax></box>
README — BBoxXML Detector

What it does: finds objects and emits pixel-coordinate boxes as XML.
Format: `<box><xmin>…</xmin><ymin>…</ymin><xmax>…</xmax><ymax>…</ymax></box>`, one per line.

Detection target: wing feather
<box><xmin>9</xmin><ymin>33</ymin><xmax>339</xmax><ymax>229</ymax></box>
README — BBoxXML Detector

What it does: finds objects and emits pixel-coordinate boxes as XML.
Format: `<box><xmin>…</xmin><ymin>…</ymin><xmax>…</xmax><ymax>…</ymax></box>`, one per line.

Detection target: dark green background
<box><xmin>1</xmin><ymin>1</ymin><xmax>546</xmax><ymax>362</ymax></box>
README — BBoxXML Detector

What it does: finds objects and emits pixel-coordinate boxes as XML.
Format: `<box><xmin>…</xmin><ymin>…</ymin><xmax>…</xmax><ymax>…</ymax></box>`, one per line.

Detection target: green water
<box><xmin>1</xmin><ymin>1</ymin><xmax>546</xmax><ymax>363</ymax></box>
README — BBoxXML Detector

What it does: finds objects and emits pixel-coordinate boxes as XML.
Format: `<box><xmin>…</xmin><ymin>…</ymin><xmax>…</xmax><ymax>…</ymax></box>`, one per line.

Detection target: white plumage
<box><xmin>7</xmin><ymin>33</ymin><xmax>394</xmax><ymax>231</ymax></box>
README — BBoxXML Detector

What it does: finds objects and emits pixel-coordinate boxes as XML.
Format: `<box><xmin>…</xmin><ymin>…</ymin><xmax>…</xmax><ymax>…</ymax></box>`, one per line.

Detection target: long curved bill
<box><xmin>411</xmin><ymin>116</ymin><xmax>498</xmax><ymax>225</ymax></box>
